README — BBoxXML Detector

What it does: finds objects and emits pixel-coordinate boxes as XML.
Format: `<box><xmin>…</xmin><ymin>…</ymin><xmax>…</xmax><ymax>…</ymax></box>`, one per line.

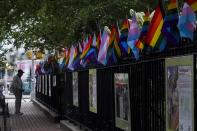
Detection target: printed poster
<box><xmin>39</xmin><ymin>76</ymin><xmax>41</xmax><ymax>93</ymax></box>
<box><xmin>166</xmin><ymin>55</ymin><xmax>194</xmax><ymax>131</ymax></box>
<box><xmin>48</xmin><ymin>75</ymin><xmax>51</xmax><ymax>97</ymax></box>
<box><xmin>53</xmin><ymin>75</ymin><xmax>56</xmax><ymax>87</ymax></box>
<box><xmin>45</xmin><ymin>75</ymin><xmax>48</xmax><ymax>95</ymax></box>
<box><xmin>36</xmin><ymin>76</ymin><xmax>39</xmax><ymax>92</ymax></box>
<box><xmin>178</xmin><ymin>66</ymin><xmax>193</xmax><ymax>131</ymax></box>
<box><xmin>114</xmin><ymin>73</ymin><xmax>131</xmax><ymax>131</ymax></box>
<box><xmin>42</xmin><ymin>75</ymin><xmax>44</xmax><ymax>94</ymax></box>
<box><xmin>73</xmin><ymin>72</ymin><xmax>79</xmax><ymax>107</ymax></box>
<box><xmin>89</xmin><ymin>69</ymin><xmax>97</xmax><ymax>113</ymax></box>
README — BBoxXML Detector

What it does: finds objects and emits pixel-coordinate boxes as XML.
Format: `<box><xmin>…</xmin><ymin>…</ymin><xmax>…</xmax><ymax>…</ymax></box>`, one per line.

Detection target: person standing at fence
<box><xmin>10</xmin><ymin>69</ymin><xmax>24</xmax><ymax>115</ymax></box>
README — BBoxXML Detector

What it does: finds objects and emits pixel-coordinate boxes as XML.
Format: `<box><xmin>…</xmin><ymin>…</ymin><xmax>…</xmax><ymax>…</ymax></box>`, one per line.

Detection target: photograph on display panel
<box><xmin>36</xmin><ymin>76</ymin><xmax>39</xmax><ymax>92</ymax></box>
<box><xmin>167</xmin><ymin>66</ymin><xmax>179</xmax><ymax>131</ymax></box>
<box><xmin>48</xmin><ymin>75</ymin><xmax>51</xmax><ymax>97</ymax></box>
<box><xmin>42</xmin><ymin>75</ymin><xmax>45</xmax><ymax>94</ymax></box>
<box><xmin>73</xmin><ymin>72</ymin><xmax>79</xmax><ymax>107</ymax></box>
<box><xmin>166</xmin><ymin>66</ymin><xmax>193</xmax><ymax>131</ymax></box>
<box><xmin>166</xmin><ymin>55</ymin><xmax>194</xmax><ymax>131</ymax></box>
<box><xmin>45</xmin><ymin>75</ymin><xmax>48</xmax><ymax>95</ymax></box>
<box><xmin>53</xmin><ymin>75</ymin><xmax>56</xmax><ymax>87</ymax></box>
<box><xmin>89</xmin><ymin>69</ymin><xmax>97</xmax><ymax>113</ymax></box>
<box><xmin>39</xmin><ymin>76</ymin><xmax>41</xmax><ymax>93</ymax></box>
<box><xmin>114</xmin><ymin>73</ymin><xmax>131</xmax><ymax>131</ymax></box>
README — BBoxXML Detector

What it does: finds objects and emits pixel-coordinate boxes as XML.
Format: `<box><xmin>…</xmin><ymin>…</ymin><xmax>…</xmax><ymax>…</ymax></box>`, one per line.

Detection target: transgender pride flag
<box><xmin>127</xmin><ymin>16</ymin><xmax>140</xmax><ymax>60</ymax></box>
<box><xmin>67</xmin><ymin>46</ymin><xmax>75</xmax><ymax>70</ymax></box>
<box><xmin>97</xmin><ymin>29</ymin><xmax>109</xmax><ymax>65</ymax></box>
<box><xmin>178</xmin><ymin>2</ymin><xmax>196</xmax><ymax>40</ymax></box>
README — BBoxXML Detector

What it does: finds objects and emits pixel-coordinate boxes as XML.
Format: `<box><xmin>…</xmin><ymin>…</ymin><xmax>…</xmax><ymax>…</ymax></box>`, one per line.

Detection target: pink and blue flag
<box><xmin>178</xmin><ymin>2</ymin><xmax>196</xmax><ymax>41</ymax></box>
<box><xmin>127</xmin><ymin>16</ymin><xmax>140</xmax><ymax>60</ymax></box>
<box><xmin>97</xmin><ymin>29</ymin><xmax>109</xmax><ymax>65</ymax></box>
<box><xmin>68</xmin><ymin>46</ymin><xmax>75</xmax><ymax>70</ymax></box>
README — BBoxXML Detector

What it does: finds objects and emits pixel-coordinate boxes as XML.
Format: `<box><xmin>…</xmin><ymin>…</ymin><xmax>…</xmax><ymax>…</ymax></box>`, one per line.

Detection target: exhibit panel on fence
<box><xmin>165</xmin><ymin>55</ymin><xmax>194</xmax><ymax>131</ymax></box>
<box><xmin>42</xmin><ymin>75</ymin><xmax>45</xmax><ymax>95</ymax></box>
<box><xmin>72</xmin><ymin>72</ymin><xmax>79</xmax><ymax>107</ymax></box>
<box><xmin>48</xmin><ymin>75</ymin><xmax>51</xmax><ymax>97</ymax></box>
<box><xmin>45</xmin><ymin>75</ymin><xmax>48</xmax><ymax>96</ymax></box>
<box><xmin>114</xmin><ymin>73</ymin><xmax>131</xmax><ymax>131</ymax></box>
<box><xmin>89</xmin><ymin>69</ymin><xmax>97</xmax><ymax>114</ymax></box>
<box><xmin>34</xmin><ymin>41</ymin><xmax>197</xmax><ymax>131</ymax></box>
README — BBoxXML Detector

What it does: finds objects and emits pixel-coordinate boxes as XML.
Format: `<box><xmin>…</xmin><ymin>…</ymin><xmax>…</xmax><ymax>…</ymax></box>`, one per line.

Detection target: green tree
<box><xmin>0</xmin><ymin>0</ymin><xmax>184</xmax><ymax>52</ymax></box>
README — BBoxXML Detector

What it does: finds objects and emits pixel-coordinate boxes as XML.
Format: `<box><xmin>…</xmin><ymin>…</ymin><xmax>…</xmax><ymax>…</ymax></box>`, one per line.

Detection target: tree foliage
<box><xmin>0</xmin><ymin>0</ymin><xmax>170</xmax><ymax>51</ymax></box>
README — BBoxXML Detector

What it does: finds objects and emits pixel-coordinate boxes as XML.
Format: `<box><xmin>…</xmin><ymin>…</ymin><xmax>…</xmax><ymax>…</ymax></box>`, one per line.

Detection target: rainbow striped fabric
<box><xmin>119</xmin><ymin>19</ymin><xmax>130</xmax><ymax>57</ymax></box>
<box><xmin>146</xmin><ymin>1</ymin><xmax>165</xmax><ymax>48</ymax></box>
<box><xmin>136</xmin><ymin>10</ymin><xmax>150</xmax><ymax>50</ymax></box>
<box><xmin>80</xmin><ymin>36</ymin><xmax>92</xmax><ymax>60</ymax></box>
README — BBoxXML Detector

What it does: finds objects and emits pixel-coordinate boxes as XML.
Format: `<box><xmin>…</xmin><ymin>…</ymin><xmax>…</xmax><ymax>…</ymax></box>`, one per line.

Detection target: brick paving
<box><xmin>5</xmin><ymin>99</ymin><xmax>61</xmax><ymax>131</ymax></box>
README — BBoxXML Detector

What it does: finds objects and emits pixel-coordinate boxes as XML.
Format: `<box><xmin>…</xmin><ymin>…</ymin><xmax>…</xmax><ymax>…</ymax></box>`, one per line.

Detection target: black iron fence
<box><xmin>35</xmin><ymin>40</ymin><xmax>197</xmax><ymax>131</ymax></box>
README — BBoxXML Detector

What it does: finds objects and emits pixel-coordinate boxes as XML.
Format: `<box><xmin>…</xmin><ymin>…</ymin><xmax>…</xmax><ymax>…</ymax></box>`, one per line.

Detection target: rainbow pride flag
<box><xmin>114</xmin><ymin>25</ymin><xmax>121</xmax><ymax>59</ymax></box>
<box><xmin>106</xmin><ymin>25</ymin><xmax>121</xmax><ymax>64</ymax></box>
<box><xmin>65</xmin><ymin>48</ymin><xmax>70</xmax><ymax>66</ymax></box>
<box><xmin>146</xmin><ymin>1</ymin><xmax>165</xmax><ymax>49</ymax></box>
<box><xmin>80</xmin><ymin>36</ymin><xmax>92</xmax><ymax>60</ymax></box>
<box><xmin>81</xmin><ymin>33</ymin><xmax>98</xmax><ymax>66</ymax></box>
<box><xmin>119</xmin><ymin>19</ymin><xmax>130</xmax><ymax>57</ymax></box>
<box><xmin>72</xmin><ymin>46</ymin><xmax>81</xmax><ymax>69</ymax></box>
<box><xmin>136</xmin><ymin>10</ymin><xmax>150</xmax><ymax>50</ymax></box>
<box><xmin>96</xmin><ymin>32</ymin><xmax>101</xmax><ymax>50</ymax></box>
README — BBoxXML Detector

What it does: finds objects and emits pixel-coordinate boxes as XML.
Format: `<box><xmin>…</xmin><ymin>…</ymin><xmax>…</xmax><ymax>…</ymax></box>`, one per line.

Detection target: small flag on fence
<box><xmin>178</xmin><ymin>2</ymin><xmax>196</xmax><ymax>41</ymax></box>
<box><xmin>162</xmin><ymin>0</ymin><xmax>180</xmax><ymax>45</ymax></box>
<box><xmin>146</xmin><ymin>0</ymin><xmax>164</xmax><ymax>48</ymax></box>
<box><xmin>146</xmin><ymin>0</ymin><xmax>166</xmax><ymax>51</ymax></box>
<box><xmin>186</xmin><ymin>0</ymin><xmax>197</xmax><ymax>17</ymax></box>
<box><xmin>119</xmin><ymin>19</ymin><xmax>130</xmax><ymax>57</ymax></box>
<box><xmin>97</xmin><ymin>29</ymin><xmax>110</xmax><ymax>65</ymax></box>
<box><xmin>136</xmin><ymin>10</ymin><xmax>150</xmax><ymax>50</ymax></box>
<box><xmin>127</xmin><ymin>15</ymin><xmax>140</xmax><ymax>60</ymax></box>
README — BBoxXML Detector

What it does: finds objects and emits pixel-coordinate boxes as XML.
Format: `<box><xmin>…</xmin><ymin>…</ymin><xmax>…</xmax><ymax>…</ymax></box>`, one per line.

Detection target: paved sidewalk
<box><xmin>5</xmin><ymin>99</ymin><xmax>61</xmax><ymax>131</ymax></box>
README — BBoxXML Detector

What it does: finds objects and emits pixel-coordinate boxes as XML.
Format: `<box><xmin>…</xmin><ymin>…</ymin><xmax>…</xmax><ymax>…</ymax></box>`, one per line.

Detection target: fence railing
<box><xmin>35</xmin><ymin>40</ymin><xmax>197</xmax><ymax>131</ymax></box>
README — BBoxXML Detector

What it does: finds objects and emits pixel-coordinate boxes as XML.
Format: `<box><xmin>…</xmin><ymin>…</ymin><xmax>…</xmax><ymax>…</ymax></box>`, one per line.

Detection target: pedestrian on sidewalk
<box><xmin>10</xmin><ymin>69</ymin><xmax>24</xmax><ymax>115</ymax></box>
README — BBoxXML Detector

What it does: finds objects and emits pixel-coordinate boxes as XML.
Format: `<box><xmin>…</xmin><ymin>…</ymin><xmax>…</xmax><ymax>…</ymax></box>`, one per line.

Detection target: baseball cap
<box><xmin>18</xmin><ymin>69</ymin><xmax>24</xmax><ymax>73</ymax></box>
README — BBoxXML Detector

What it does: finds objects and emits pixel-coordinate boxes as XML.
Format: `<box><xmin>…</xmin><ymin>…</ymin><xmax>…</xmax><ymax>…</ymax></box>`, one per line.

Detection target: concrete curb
<box><xmin>32</xmin><ymin>99</ymin><xmax>59</xmax><ymax>123</ymax></box>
